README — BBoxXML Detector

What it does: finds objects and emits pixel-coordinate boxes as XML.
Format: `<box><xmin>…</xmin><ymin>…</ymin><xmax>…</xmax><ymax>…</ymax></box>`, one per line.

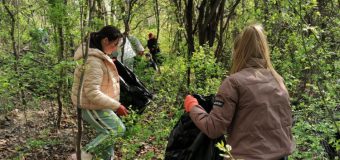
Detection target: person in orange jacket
<box><xmin>184</xmin><ymin>24</ymin><xmax>295</xmax><ymax>160</ymax></box>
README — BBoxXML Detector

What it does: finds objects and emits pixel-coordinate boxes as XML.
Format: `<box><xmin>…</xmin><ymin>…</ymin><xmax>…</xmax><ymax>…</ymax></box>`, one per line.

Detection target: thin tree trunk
<box><xmin>263</xmin><ymin>0</ymin><xmax>269</xmax><ymax>24</ymax></box>
<box><xmin>3</xmin><ymin>0</ymin><xmax>26</xmax><ymax>106</ymax></box>
<box><xmin>76</xmin><ymin>0</ymin><xmax>94</xmax><ymax>159</ymax></box>
<box><xmin>185</xmin><ymin>0</ymin><xmax>194</xmax><ymax>88</ymax></box>
<box><xmin>197</xmin><ymin>0</ymin><xmax>207</xmax><ymax>45</ymax></box>
<box><xmin>56</xmin><ymin>26</ymin><xmax>64</xmax><ymax>129</ymax></box>
<box><xmin>121</xmin><ymin>0</ymin><xmax>137</xmax><ymax>63</ymax></box>
<box><xmin>154</xmin><ymin>0</ymin><xmax>160</xmax><ymax>41</ymax></box>
<box><xmin>216</xmin><ymin>0</ymin><xmax>226</xmax><ymax>59</ymax></box>
<box><xmin>84</xmin><ymin>0</ymin><xmax>95</xmax><ymax>28</ymax></box>
<box><xmin>207</xmin><ymin>0</ymin><xmax>221</xmax><ymax>47</ymax></box>
<box><xmin>103</xmin><ymin>0</ymin><xmax>111</xmax><ymax>25</ymax></box>
<box><xmin>76</xmin><ymin>3</ymin><xmax>84</xmax><ymax>159</ymax></box>
<box><xmin>3</xmin><ymin>1</ymin><xmax>18</xmax><ymax>70</ymax></box>
<box><xmin>55</xmin><ymin>0</ymin><xmax>69</xmax><ymax>129</ymax></box>
<box><xmin>154</xmin><ymin>0</ymin><xmax>161</xmax><ymax>73</ymax></box>
<box><xmin>121</xmin><ymin>1</ymin><xmax>130</xmax><ymax>63</ymax></box>
<box><xmin>208</xmin><ymin>0</ymin><xmax>225</xmax><ymax>47</ymax></box>
<box><xmin>215</xmin><ymin>0</ymin><xmax>240</xmax><ymax>59</ymax></box>
<box><xmin>171</xmin><ymin>0</ymin><xmax>184</xmax><ymax>54</ymax></box>
<box><xmin>111</xmin><ymin>0</ymin><xmax>116</xmax><ymax>24</ymax></box>
<box><xmin>121</xmin><ymin>0</ymin><xmax>135</xmax><ymax>63</ymax></box>
<box><xmin>75</xmin><ymin>36</ymin><xmax>90</xmax><ymax>160</ymax></box>
<box><xmin>197</xmin><ymin>0</ymin><xmax>225</xmax><ymax>47</ymax></box>
<box><xmin>95</xmin><ymin>0</ymin><xmax>104</xmax><ymax>23</ymax></box>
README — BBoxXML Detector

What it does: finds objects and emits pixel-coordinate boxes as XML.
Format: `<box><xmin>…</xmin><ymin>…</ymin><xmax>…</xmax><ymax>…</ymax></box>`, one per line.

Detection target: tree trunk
<box><xmin>208</xmin><ymin>0</ymin><xmax>225</xmax><ymax>47</ymax></box>
<box><xmin>3</xmin><ymin>0</ymin><xmax>26</xmax><ymax>106</ymax></box>
<box><xmin>76</xmin><ymin>0</ymin><xmax>94</xmax><ymax>159</ymax></box>
<box><xmin>84</xmin><ymin>0</ymin><xmax>95</xmax><ymax>28</ymax></box>
<box><xmin>215</xmin><ymin>0</ymin><xmax>240</xmax><ymax>60</ymax></box>
<box><xmin>95</xmin><ymin>0</ymin><xmax>105</xmax><ymax>23</ymax></box>
<box><xmin>263</xmin><ymin>0</ymin><xmax>269</xmax><ymax>24</ymax></box>
<box><xmin>56</xmin><ymin>25</ymin><xmax>64</xmax><ymax>129</ymax></box>
<box><xmin>111</xmin><ymin>0</ymin><xmax>116</xmax><ymax>24</ymax></box>
<box><xmin>197</xmin><ymin>0</ymin><xmax>207</xmax><ymax>45</ymax></box>
<box><xmin>216</xmin><ymin>0</ymin><xmax>227</xmax><ymax>59</ymax></box>
<box><xmin>197</xmin><ymin>0</ymin><xmax>225</xmax><ymax>47</ymax></box>
<box><xmin>121</xmin><ymin>0</ymin><xmax>137</xmax><ymax>62</ymax></box>
<box><xmin>154</xmin><ymin>0</ymin><xmax>160</xmax><ymax>41</ymax></box>
<box><xmin>185</xmin><ymin>0</ymin><xmax>194</xmax><ymax>88</ymax></box>
<box><xmin>171</xmin><ymin>0</ymin><xmax>184</xmax><ymax>53</ymax></box>
<box><xmin>103</xmin><ymin>0</ymin><xmax>111</xmax><ymax>25</ymax></box>
<box><xmin>121</xmin><ymin>1</ymin><xmax>132</xmax><ymax>63</ymax></box>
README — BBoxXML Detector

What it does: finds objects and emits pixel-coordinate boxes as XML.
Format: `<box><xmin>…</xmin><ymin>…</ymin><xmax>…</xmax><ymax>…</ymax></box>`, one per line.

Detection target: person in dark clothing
<box><xmin>147</xmin><ymin>33</ymin><xmax>160</xmax><ymax>64</ymax></box>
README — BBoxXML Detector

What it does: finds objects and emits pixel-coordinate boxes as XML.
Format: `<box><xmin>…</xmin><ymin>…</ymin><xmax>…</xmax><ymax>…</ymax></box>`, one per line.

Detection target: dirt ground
<box><xmin>0</xmin><ymin>105</ymin><xmax>162</xmax><ymax>160</ymax></box>
<box><xmin>0</xmin><ymin>106</ymin><xmax>78</xmax><ymax>160</ymax></box>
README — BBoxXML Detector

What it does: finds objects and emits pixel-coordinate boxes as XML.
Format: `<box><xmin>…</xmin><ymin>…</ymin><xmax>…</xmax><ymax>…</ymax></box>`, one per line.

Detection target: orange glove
<box><xmin>116</xmin><ymin>105</ymin><xmax>128</xmax><ymax>116</ymax></box>
<box><xmin>184</xmin><ymin>95</ymin><xmax>199</xmax><ymax>112</ymax></box>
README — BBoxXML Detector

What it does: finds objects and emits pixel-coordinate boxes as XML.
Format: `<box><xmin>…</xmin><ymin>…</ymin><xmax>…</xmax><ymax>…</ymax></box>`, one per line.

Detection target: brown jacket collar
<box><xmin>245</xmin><ymin>58</ymin><xmax>267</xmax><ymax>69</ymax></box>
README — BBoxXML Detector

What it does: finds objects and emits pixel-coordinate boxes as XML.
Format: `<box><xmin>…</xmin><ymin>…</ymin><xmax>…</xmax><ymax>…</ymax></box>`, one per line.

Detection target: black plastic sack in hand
<box><xmin>114</xmin><ymin>60</ymin><xmax>153</xmax><ymax>114</ymax></box>
<box><xmin>164</xmin><ymin>94</ymin><xmax>225</xmax><ymax>160</ymax></box>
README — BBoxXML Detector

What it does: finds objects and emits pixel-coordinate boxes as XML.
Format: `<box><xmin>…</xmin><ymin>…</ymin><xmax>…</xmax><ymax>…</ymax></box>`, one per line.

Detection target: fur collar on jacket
<box><xmin>74</xmin><ymin>43</ymin><xmax>113</xmax><ymax>64</ymax></box>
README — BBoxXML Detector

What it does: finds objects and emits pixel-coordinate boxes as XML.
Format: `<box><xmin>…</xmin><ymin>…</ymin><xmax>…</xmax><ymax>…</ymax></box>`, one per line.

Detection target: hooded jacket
<box><xmin>71</xmin><ymin>44</ymin><xmax>121</xmax><ymax>110</ymax></box>
<box><xmin>189</xmin><ymin>59</ymin><xmax>295</xmax><ymax>159</ymax></box>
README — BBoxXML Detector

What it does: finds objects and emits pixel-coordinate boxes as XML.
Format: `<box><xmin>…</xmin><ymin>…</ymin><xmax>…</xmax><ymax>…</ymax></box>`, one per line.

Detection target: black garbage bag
<box><xmin>114</xmin><ymin>60</ymin><xmax>153</xmax><ymax>113</ymax></box>
<box><xmin>164</xmin><ymin>94</ymin><xmax>225</xmax><ymax>160</ymax></box>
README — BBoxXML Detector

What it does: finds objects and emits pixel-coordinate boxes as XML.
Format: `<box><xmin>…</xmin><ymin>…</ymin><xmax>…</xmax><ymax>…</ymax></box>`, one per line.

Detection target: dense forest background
<box><xmin>0</xmin><ymin>0</ymin><xmax>339</xmax><ymax>159</ymax></box>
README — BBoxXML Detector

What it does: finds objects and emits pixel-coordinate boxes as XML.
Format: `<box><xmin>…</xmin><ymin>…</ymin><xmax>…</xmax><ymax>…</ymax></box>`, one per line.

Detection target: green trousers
<box><xmin>82</xmin><ymin>109</ymin><xmax>126</xmax><ymax>160</ymax></box>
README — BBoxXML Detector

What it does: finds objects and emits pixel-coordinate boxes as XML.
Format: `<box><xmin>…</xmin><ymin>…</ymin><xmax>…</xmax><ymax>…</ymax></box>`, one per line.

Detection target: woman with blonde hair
<box><xmin>184</xmin><ymin>24</ymin><xmax>295</xmax><ymax>159</ymax></box>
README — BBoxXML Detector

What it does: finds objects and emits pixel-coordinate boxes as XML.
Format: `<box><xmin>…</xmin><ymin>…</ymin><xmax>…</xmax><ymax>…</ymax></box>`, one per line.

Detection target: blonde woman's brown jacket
<box><xmin>190</xmin><ymin>59</ymin><xmax>295</xmax><ymax>159</ymax></box>
<box><xmin>71</xmin><ymin>44</ymin><xmax>121</xmax><ymax>110</ymax></box>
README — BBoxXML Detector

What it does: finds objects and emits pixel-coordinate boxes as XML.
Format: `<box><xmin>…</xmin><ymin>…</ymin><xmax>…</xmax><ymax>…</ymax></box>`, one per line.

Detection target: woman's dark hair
<box><xmin>89</xmin><ymin>25</ymin><xmax>122</xmax><ymax>51</ymax></box>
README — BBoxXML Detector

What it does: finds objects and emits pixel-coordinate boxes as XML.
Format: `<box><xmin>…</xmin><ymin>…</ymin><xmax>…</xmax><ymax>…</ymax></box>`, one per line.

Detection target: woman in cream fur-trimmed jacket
<box><xmin>70</xmin><ymin>26</ymin><xmax>128</xmax><ymax>160</ymax></box>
